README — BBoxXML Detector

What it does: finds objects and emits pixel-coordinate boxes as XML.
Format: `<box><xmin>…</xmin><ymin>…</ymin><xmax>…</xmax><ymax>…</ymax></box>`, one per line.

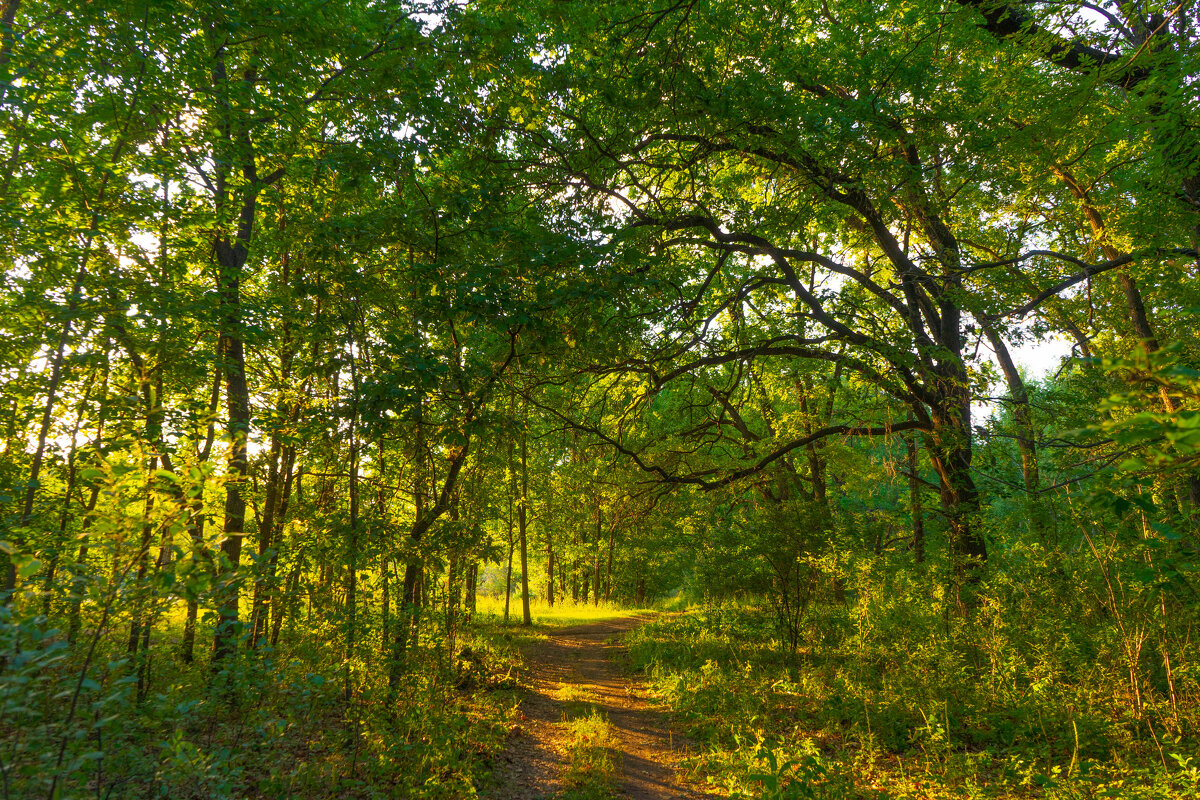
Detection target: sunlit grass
<box><xmin>555</xmin><ymin>683</ymin><xmax>602</xmax><ymax>717</ymax></box>
<box><xmin>473</xmin><ymin>595</ymin><xmax>655</xmax><ymax>628</ymax></box>
<box><xmin>557</xmin><ymin>692</ymin><xmax>619</xmax><ymax>800</ymax></box>
<box><xmin>625</xmin><ymin>602</ymin><xmax>1200</xmax><ymax>800</ymax></box>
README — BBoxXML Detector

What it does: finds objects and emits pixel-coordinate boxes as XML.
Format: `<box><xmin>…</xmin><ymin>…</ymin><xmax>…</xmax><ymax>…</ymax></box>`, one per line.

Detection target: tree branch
<box><xmin>991</xmin><ymin>248</ymin><xmax>1197</xmax><ymax>318</ymax></box>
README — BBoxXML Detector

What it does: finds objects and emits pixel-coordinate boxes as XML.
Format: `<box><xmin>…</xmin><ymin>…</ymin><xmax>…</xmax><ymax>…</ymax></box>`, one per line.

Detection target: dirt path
<box><xmin>486</xmin><ymin>614</ymin><xmax>714</xmax><ymax>800</ymax></box>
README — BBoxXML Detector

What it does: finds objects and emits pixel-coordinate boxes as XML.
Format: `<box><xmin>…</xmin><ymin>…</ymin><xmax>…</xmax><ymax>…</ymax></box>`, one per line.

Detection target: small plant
<box><xmin>747</xmin><ymin>746</ymin><xmax>853</xmax><ymax>800</ymax></box>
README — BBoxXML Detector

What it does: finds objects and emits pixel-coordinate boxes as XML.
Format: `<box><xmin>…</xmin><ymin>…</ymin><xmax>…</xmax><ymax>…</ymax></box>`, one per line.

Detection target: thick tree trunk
<box><xmin>901</xmin><ymin>180</ymin><xmax>987</xmax><ymax>604</ymax></box>
<box><xmin>928</xmin><ymin>408</ymin><xmax>986</xmax><ymax>606</ymax></box>
<box><xmin>388</xmin><ymin>559</ymin><xmax>424</xmax><ymax>692</ymax></box>
<box><xmin>212</xmin><ymin>253</ymin><xmax>252</xmax><ymax>663</ymax></box>
<box><xmin>206</xmin><ymin>37</ymin><xmax>284</xmax><ymax>664</ymax></box>
<box><xmin>209</xmin><ymin>159</ymin><xmax>265</xmax><ymax>666</ymax></box>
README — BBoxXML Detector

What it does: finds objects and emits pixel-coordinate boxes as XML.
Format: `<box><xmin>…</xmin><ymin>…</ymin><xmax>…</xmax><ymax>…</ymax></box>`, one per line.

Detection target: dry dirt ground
<box><xmin>484</xmin><ymin>614</ymin><xmax>716</xmax><ymax>800</ymax></box>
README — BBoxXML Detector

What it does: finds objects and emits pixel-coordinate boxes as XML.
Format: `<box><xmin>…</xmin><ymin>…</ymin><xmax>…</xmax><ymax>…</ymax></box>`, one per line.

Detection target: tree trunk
<box><xmin>1057</xmin><ymin>165</ymin><xmax>1200</xmax><ymax>518</ymax></box>
<box><xmin>270</xmin><ymin>562</ymin><xmax>300</xmax><ymax>649</ymax></box>
<box><xmin>344</xmin><ymin>415</ymin><xmax>359</xmax><ymax>702</ymax></box>
<box><xmin>592</xmin><ymin>504</ymin><xmax>602</xmax><ymax>607</ymax></box>
<box><xmin>902</xmin><ymin>185</ymin><xmax>987</xmax><ymax>604</ymax></box>
<box><xmin>179</xmin><ymin>493</ymin><xmax>208</xmax><ymax>663</ymax></box>
<box><xmin>446</xmin><ymin>491</ymin><xmax>461</xmax><ymax>660</ymax></box>
<box><xmin>982</xmin><ymin>322</ymin><xmax>1048</xmax><ymax>539</ymax></box>
<box><xmin>260</xmin><ymin>445</ymin><xmax>296</xmax><ymax>640</ymax></box>
<box><xmin>250</xmin><ymin>430</ymin><xmax>283</xmax><ymax>647</ymax></box>
<box><xmin>605</xmin><ymin>523</ymin><xmax>615</xmax><ymax>601</ymax></box>
<box><xmin>545</xmin><ymin>494</ymin><xmax>555</xmax><ymax>607</ymax></box>
<box><xmin>389</xmin><ymin>560</ymin><xmax>424</xmax><ymax>692</ymax></box>
<box><xmin>381</xmin><ymin>552</ymin><xmax>390</xmax><ymax>650</ymax></box>
<box><xmin>212</xmin><ymin>257</ymin><xmax>251</xmax><ymax>663</ymax></box>
<box><xmin>504</xmin><ymin>461</ymin><xmax>514</xmax><ymax>623</ymax></box>
<box><xmin>5</xmin><ymin>208</ymin><xmax>105</xmax><ymax>602</ymax></box>
<box><xmin>387</xmin><ymin>416</ymin><xmax>477</xmax><ymax>689</ymax></box>
<box><xmin>519</xmin><ymin>425</ymin><xmax>532</xmax><ymax>627</ymax></box>
<box><xmin>128</xmin><ymin>459</ymin><xmax>156</xmax><ymax>702</ymax></box>
<box><xmin>207</xmin><ymin>37</ymin><xmax>284</xmax><ymax>663</ymax></box>
<box><xmin>928</xmin><ymin>410</ymin><xmax>986</xmax><ymax>607</ymax></box>
<box><xmin>210</xmin><ymin>177</ymin><xmax>262</xmax><ymax>664</ymax></box>
<box><xmin>465</xmin><ymin>562</ymin><xmax>477</xmax><ymax>620</ymax></box>
<box><xmin>180</xmin><ymin>350</ymin><xmax>220</xmax><ymax>663</ymax></box>
<box><xmin>44</xmin><ymin>368</ymin><xmax>100</xmax><ymax>615</ymax></box>
<box><xmin>0</xmin><ymin>1</ymin><xmax>23</xmax><ymax>100</ymax></box>
<box><xmin>905</xmin><ymin>423</ymin><xmax>926</xmax><ymax>564</ymax></box>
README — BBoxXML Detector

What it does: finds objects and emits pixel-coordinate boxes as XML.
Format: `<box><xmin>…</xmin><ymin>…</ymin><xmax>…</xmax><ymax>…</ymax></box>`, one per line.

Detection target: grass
<box><xmin>624</xmin><ymin>599</ymin><xmax>1200</xmax><ymax>800</ymax></box>
<box><xmin>554</xmin><ymin>684</ymin><xmax>620</xmax><ymax>800</ymax></box>
<box><xmin>473</xmin><ymin>595</ymin><xmax>656</xmax><ymax>628</ymax></box>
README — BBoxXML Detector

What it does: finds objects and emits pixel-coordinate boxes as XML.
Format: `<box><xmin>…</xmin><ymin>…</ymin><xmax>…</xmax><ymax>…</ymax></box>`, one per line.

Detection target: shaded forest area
<box><xmin>1</xmin><ymin>0</ymin><xmax>1198</xmax><ymax>797</ymax></box>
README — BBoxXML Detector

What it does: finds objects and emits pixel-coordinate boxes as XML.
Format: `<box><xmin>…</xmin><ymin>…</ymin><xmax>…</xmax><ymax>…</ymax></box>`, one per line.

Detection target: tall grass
<box><xmin>624</xmin><ymin>563</ymin><xmax>1200</xmax><ymax>800</ymax></box>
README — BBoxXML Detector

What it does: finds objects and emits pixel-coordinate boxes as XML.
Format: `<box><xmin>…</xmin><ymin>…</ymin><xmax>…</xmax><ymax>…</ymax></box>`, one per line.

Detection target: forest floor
<box><xmin>484</xmin><ymin>613</ymin><xmax>714</xmax><ymax>800</ymax></box>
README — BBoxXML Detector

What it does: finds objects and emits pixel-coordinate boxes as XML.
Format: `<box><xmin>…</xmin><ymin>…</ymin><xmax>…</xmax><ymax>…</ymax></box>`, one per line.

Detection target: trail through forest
<box><xmin>486</xmin><ymin>614</ymin><xmax>712</xmax><ymax>800</ymax></box>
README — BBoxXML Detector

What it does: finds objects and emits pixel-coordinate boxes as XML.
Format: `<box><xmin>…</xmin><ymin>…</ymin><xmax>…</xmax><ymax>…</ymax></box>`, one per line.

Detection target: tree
<box><xmin>483</xmin><ymin>0</ymin><xmax>1197</xmax><ymax>602</ymax></box>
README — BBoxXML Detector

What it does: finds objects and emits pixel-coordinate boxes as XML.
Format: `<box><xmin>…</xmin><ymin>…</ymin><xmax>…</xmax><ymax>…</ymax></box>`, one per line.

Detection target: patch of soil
<box><xmin>484</xmin><ymin>614</ymin><xmax>715</xmax><ymax>799</ymax></box>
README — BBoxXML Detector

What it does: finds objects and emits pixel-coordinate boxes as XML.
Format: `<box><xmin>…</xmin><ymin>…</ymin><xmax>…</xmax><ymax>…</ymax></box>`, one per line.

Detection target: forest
<box><xmin>1</xmin><ymin>0</ymin><xmax>1198</xmax><ymax>798</ymax></box>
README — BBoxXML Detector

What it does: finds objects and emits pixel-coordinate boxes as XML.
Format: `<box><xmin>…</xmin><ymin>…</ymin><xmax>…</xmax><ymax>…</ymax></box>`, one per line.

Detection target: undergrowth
<box><xmin>0</xmin><ymin>604</ymin><xmax>527</xmax><ymax>799</ymax></box>
<box><xmin>625</xmin><ymin>565</ymin><xmax>1200</xmax><ymax>799</ymax></box>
